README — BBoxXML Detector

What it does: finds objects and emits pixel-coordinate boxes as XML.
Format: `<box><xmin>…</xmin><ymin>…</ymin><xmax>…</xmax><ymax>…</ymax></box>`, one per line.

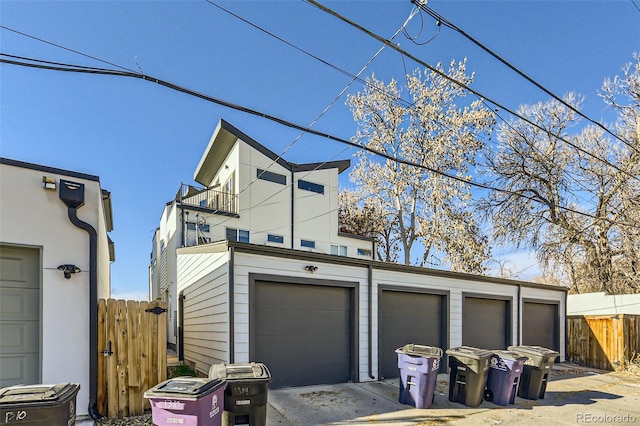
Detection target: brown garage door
<box><xmin>522</xmin><ymin>301</ymin><xmax>559</xmax><ymax>351</ymax></box>
<box><xmin>462</xmin><ymin>296</ymin><xmax>510</xmax><ymax>350</ymax></box>
<box><xmin>252</xmin><ymin>280</ymin><xmax>354</xmax><ymax>389</ymax></box>
<box><xmin>379</xmin><ymin>290</ymin><xmax>446</xmax><ymax>379</ymax></box>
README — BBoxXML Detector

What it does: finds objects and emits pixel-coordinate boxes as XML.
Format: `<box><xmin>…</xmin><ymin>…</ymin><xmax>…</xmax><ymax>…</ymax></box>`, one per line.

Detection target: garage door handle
<box><xmin>407</xmin><ymin>381</ymin><xmax>416</xmax><ymax>386</ymax></box>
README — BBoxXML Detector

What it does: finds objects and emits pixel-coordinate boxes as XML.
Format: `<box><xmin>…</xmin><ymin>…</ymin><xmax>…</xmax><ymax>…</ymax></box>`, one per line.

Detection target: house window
<box><xmin>331</xmin><ymin>245</ymin><xmax>347</xmax><ymax>256</ymax></box>
<box><xmin>301</xmin><ymin>239</ymin><xmax>315</xmax><ymax>249</ymax></box>
<box><xmin>357</xmin><ymin>248</ymin><xmax>372</xmax><ymax>256</ymax></box>
<box><xmin>257</xmin><ymin>169</ymin><xmax>286</xmax><ymax>185</ymax></box>
<box><xmin>226</xmin><ymin>228</ymin><xmax>250</xmax><ymax>243</ymax></box>
<box><xmin>187</xmin><ymin>222</ymin><xmax>210</xmax><ymax>233</ymax></box>
<box><xmin>268</xmin><ymin>234</ymin><xmax>284</xmax><ymax>244</ymax></box>
<box><xmin>298</xmin><ymin>179</ymin><xmax>324</xmax><ymax>194</ymax></box>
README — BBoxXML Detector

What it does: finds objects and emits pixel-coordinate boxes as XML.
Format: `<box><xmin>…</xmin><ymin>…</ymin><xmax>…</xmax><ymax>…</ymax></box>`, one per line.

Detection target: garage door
<box><xmin>462</xmin><ymin>296</ymin><xmax>510</xmax><ymax>350</ymax></box>
<box><xmin>522</xmin><ymin>301</ymin><xmax>559</xmax><ymax>351</ymax></box>
<box><xmin>379</xmin><ymin>290</ymin><xmax>445</xmax><ymax>379</ymax></box>
<box><xmin>252</xmin><ymin>280</ymin><xmax>353</xmax><ymax>389</ymax></box>
<box><xmin>0</xmin><ymin>246</ymin><xmax>40</xmax><ymax>387</ymax></box>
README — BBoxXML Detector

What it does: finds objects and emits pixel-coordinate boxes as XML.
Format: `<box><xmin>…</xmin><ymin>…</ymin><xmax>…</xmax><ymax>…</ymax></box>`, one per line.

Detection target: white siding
<box><xmin>0</xmin><ymin>161</ymin><xmax>112</xmax><ymax>417</ymax></box>
<box><xmin>177</xmin><ymin>250</ymin><xmax>229</xmax><ymax>375</ymax></box>
<box><xmin>568</xmin><ymin>292</ymin><xmax>640</xmax><ymax>315</ymax></box>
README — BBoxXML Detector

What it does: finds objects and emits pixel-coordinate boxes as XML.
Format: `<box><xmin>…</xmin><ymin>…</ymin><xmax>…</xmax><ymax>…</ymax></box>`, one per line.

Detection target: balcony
<box><xmin>176</xmin><ymin>184</ymin><xmax>238</xmax><ymax>216</ymax></box>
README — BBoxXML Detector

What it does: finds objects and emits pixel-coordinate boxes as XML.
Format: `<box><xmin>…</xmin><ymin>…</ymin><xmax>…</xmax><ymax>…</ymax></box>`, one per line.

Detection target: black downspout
<box><xmin>564</xmin><ymin>290</ymin><xmax>568</xmax><ymax>362</ymax></box>
<box><xmin>368</xmin><ymin>265</ymin><xmax>375</xmax><ymax>379</ymax></box>
<box><xmin>229</xmin><ymin>246</ymin><xmax>235</xmax><ymax>363</ymax></box>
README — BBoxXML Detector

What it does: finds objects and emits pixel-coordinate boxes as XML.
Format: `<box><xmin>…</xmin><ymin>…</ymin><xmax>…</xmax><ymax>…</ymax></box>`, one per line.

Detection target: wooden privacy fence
<box><xmin>567</xmin><ymin>314</ymin><xmax>640</xmax><ymax>371</ymax></box>
<box><xmin>97</xmin><ymin>299</ymin><xmax>167</xmax><ymax>419</ymax></box>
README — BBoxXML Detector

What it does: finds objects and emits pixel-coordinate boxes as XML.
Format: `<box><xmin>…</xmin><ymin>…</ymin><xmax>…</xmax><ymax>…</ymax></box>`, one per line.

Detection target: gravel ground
<box><xmin>93</xmin><ymin>414</ymin><xmax>153</xmax><ymax>425</ymax></box>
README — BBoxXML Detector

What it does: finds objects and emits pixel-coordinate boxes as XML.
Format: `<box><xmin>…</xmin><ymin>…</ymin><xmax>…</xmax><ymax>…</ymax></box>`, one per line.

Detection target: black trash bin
<box><xmin>0</xmin><ymin>383</ymin><xmax>80</xmax><ymax>426</ymax></box>
<box><xmin>209</xmin><ymin>362</ymin><xmax>271</xmax><ymax>426</ymax></box>
<box><xmin>396</xmin><ymin>344</ymin><xmax>443</xmax><ymax>408</ymax></box>
<box><xmin>507</xmin><ymin>345</ymin><xmax>559</xmax><ymax>400</ymax></box>
<box><xmin>144</xmin><ymin>376</ymin><xmax>227</xmax><ymax>426</ymax></box>
<box><xmin>483</xmin><ymin>350</ymin><xmax>528</xmax><ymax>406</ymax></box>
<box><xmin>445</xmin><ymin>346</ymin><xmax>492</xmax><ymax>407</ymax></box>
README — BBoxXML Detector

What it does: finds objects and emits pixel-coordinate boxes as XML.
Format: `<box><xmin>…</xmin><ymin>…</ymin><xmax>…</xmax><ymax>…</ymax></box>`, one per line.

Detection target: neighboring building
<box><xmin>0</xmin><ymin>158</ymin><xmax>115</xmax><ymax>418</ymax></box>
<box><xmin>568</xmin><ymin>292</ymin><xmax>640</xmax><ymax>315</ymax></box>
<box><xmin>149</xmin><ymin>119</ymin><xmax>374</xmax><ymax>350</ymax></box>
<box><xmin>151</xmin><ymin>118</ymin><xmax>568</xmax><ymax>390</ymax></box>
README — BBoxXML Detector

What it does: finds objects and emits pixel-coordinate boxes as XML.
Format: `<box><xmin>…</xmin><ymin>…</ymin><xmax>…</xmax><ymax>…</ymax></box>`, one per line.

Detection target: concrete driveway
<box><xmin>266</xmin><ymin>364</ymin><xmax>640</xmax><ymax>425</ymax></box>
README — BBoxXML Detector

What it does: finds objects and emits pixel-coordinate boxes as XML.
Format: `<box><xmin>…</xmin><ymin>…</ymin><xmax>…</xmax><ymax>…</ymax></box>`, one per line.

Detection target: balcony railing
<box><xmin>176</xmin><ymin>184</ymin><xmax>238</xmax><ymax>215</ymax></box>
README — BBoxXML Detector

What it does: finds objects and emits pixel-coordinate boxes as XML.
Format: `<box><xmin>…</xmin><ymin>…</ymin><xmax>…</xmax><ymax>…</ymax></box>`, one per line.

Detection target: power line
<box><xmin>410</xmin><ymin>0</ymin><xmax>635</xmax><ymax>154</ymax></box>
<box><xmin>302</xmin><ymin>0</ymin><xmax>640</xmax><ymax>185</ymax></box>
<box><xmin>2</xmin><ymin>53</ymin><xmax>638</xmax><ymax>229</ymax></box>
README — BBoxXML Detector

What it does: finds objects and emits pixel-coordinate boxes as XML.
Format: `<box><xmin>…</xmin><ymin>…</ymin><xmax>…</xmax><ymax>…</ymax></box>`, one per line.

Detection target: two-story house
<box><xmin>151</xmin><ymin>119</ymin><xmax>568</xmax><ymax>390</ymax></box>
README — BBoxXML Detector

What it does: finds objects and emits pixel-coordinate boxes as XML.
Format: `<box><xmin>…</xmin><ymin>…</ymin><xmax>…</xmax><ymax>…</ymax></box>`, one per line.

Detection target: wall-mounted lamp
<box><xmin>58</xmin><ymin>264</ymin><xmax>81</xmax><ymax>279</ymax></box>
<box><xmin>42</xmin><ymin>176</ymin><xmax>56</xmax><ymax>190</ymax></box>
<box><xmin>304</xmin><ymin>265</ymin><xmax>318</xmax><ymax>273</ymax></box>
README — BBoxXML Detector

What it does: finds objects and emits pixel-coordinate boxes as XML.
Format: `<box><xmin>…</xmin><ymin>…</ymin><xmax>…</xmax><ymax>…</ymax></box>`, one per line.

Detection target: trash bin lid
<box><xmin>507</xmin><ymin>345</ymin><xmax>559</xmax><ymax>358</ymax></box>
<box><xmin>491</xmin><ymin>350</ymin><xmax>528</xmax><ymax>362</ymax></box>
<box><xmin>209</xmin><ymin>362</ymin><xmax>271</xmax><ymax>381</ymax></box>
<box><xmin>396</xmin><ymin>344</ymin><xmax>443</xmax><ymax>358</ymax></box>
<box><xmin>145</xmin><ymin>377</ymin><xmax>224</xmax><ymax>398</ymax></box>
<box><xmin>445</xmin><ymin>346</ymin><xmax>493</xmax><ymax>360</ymax></box>
<box><xmin>0</xmin><ymin>383</ymin><xmax>79</xmax><ymax>404</ymax></box>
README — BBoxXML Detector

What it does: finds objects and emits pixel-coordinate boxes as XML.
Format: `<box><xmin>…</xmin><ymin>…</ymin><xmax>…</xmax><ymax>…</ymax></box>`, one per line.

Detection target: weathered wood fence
<box><xmin>567</xmin><ymin>314</ymin><xmax>640</xmax><ymax>371</ymax></box>
<box><xmin>97</xmin><ymin>299</ymin><xmax>167</xmax><ymax>418</ymax></box>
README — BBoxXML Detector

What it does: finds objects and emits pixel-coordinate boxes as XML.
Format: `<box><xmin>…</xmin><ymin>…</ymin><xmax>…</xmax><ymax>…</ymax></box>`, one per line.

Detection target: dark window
<box><xmin>268</xmin><ymin>234</ymin><xmax>284</xmax><ymax>244</ymax></box>
<box><xmin>357</xmin><ymin>248</ymin><xmax>372</xmax><ymax>256</ymax></box>
<box><xmin>226</xmin><ymin>228</ymin><xmax>250</xmax><ymax>242</ymax></box>
<box><xmin>301</xmin><ymin>239</ymin><xmax>315</xmax><ymax>248</ymax></box>
<box><xmin>298</xmin><ymin>179</ymin><xmax>324</xmax><ymax>194</ymax></box>
<box><xmin>257</xmin><ymin>169</ymin><xmax>287</xmax><ymax>185</ymax></box>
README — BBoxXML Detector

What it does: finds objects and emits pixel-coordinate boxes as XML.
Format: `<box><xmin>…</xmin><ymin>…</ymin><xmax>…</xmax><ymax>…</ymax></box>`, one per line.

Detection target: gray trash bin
<box><xmin>0</xmin><ymin>383</ymin><xmax>80</xmax><ymax>426</ymax></box>
<box><xmin>209</xmin><ymin>362</ymin><xmax>271</xmax><ymax>426</ymax></box>
<box><xmin>446</xmin><ymin>346</ymin><xmax>492</xmax><ymax>407</ymax></box>
<box><xmin>507</xmin><ymin>345</ymin><xmax>559</xmax><ymax>400</ymax></box>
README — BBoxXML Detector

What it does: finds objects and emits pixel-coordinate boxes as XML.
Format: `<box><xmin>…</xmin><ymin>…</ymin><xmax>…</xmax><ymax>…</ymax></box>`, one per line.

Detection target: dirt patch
<box><xmin>93</xmin><ymin>414</ymin><xmax>153</xmax><ymax>425</ymax></box>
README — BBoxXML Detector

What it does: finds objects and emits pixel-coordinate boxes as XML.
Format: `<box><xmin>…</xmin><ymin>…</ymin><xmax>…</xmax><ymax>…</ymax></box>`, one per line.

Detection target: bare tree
<box><xmin>346</xmin><ymin>60</ymin><xmax>494</xmax><ymax>273</ymax></box>
<box><xmin>479</xmin><ymin>54</ymin><xmax>640</xmax><ymax>294</ymax></box>
<box><xmin>338</xmin><ymin>189</ymin><xmax>399</xmax><ymax>262</ymax></box>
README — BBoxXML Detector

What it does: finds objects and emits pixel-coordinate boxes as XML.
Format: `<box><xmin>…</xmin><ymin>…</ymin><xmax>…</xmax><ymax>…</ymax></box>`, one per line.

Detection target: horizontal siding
<box><xmin>229</xmin><ymin>251</ymin><xmax>567</xmax><ymax>383</ymax></box>
<box><xmin>177</xmin><ymin>252</ymin><xmax>229</xmax><ymax>375</ymax></box>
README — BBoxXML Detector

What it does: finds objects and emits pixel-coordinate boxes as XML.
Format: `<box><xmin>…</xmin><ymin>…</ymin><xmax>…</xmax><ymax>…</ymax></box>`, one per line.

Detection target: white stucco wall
<box><xmin>0</xmin><ymin>161</ymin><xmax>113</xmax><ymax>417</ymax></box>
<box><xmin>568</xmin><ymin>292</ymin><xmax>640</xmax><ymax>315</ymax></box>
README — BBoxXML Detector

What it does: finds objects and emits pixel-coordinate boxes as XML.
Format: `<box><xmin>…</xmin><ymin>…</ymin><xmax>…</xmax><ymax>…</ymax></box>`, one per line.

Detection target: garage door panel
<box><xmin>0</xmin><ymin>246</ymin><xmax>40</xmax><ymax>387</ymax></box>
<box><xmin>523</xmin><ymin>302</ymin><xmax>558</xmax><ymax>351</ymax></box>
<box><xmin>253</xmin><ymin>281</ymin><xmax>353</xmax><ymax>389</ymax></box>
<box><xmin>379</xmin><ymin>291</ymin><xmax>444</xmax><ymax>379</ymax></box>
<box><xmin>463</xmin><ymin>297</ymin><xmax>509</xmax><ymax>350</ymax></box>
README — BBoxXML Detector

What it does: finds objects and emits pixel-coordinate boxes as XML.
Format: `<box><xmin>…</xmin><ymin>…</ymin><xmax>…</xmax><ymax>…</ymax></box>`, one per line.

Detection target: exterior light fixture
<box><xmin>42</xmin><ymin>176</ymin><xmax>56</xmax><ymax>190</ymax></box>
<box><xmin>305</xmin><ymin>265</ymin><xmax>318</xmax><ymax>273</ymax></box>
<box><xmin>57</xmin><ymin>264</ymin><xmax>81</xmax><ymax>279</ymax></box>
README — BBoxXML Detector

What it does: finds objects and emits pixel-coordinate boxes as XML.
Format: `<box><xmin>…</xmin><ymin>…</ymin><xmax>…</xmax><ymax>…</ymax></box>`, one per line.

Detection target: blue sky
<box><xmin>1</xmin><ymin>1</ymin><xmax>638</xmax><ymax>299</ymax></box>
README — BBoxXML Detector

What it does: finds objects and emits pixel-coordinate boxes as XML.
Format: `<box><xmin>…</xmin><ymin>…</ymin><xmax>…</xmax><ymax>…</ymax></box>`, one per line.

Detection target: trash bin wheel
<box><xmin>484</xmin><ymin>389</ymin><xmax>494</xmax><ymax>402</ymax></box>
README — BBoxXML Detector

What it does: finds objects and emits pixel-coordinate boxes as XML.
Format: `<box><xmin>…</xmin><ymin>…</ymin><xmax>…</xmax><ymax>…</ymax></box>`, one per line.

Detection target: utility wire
<box><xmin>2</xmin><ymin>54</ymin><xmax>638</xmax><ymax>229</ymax></box>
<box><xmin>410</xmin><ymin>0</ymin><xmax>635</xmax><ymax>153</ymax></box>
<box><xmin>303</xmin><ymin>0</ymin><xmax>640</xmax><ymax>184</ymax></box>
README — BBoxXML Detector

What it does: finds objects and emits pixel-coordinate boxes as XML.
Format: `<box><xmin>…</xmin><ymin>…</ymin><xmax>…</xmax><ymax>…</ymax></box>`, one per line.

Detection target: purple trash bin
<box><xmin>484</xmin><ymin>350</ymin><xmax>528</xmax><ymax>406</ymax></box>
<box><xmin>144</xmin><ymin>377</ymin><xmax>227</xmax><ymax>426</ymax></box>
<box><xmin>396</xmin><ymin>344</ymin><xmax>443</xmax><ymax>409</ymax></box>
